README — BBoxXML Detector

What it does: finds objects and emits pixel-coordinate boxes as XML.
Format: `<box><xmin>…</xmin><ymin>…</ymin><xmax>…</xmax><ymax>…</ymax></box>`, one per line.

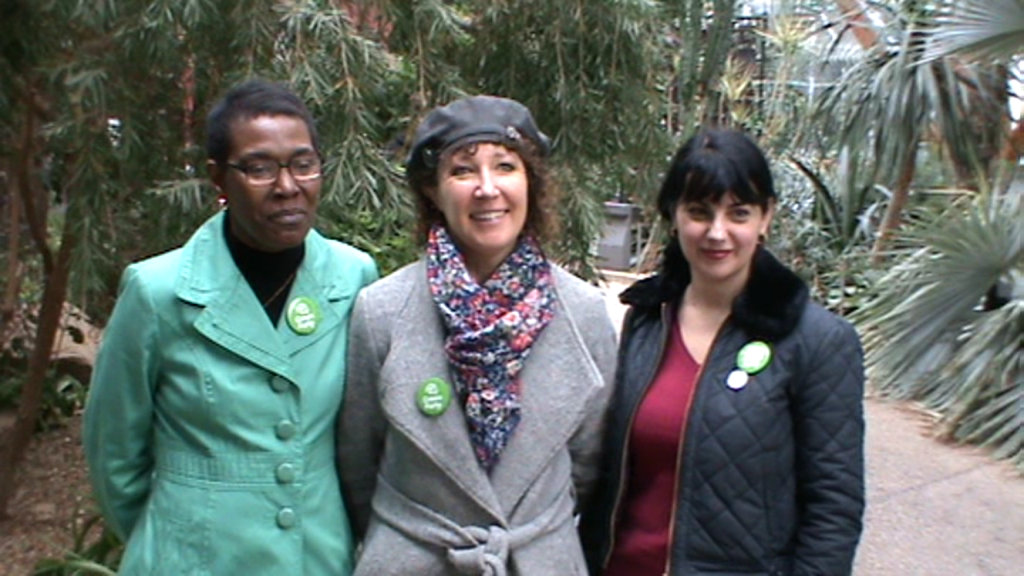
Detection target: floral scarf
<box><xmin>426</xmin><ymin>224</ymin><xmax>557</xmax><ymax>473</ymax></box>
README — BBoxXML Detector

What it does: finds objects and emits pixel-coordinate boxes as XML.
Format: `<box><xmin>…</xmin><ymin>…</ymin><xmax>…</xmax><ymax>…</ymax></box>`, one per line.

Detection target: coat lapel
<box><xmin>193</xmin><ymin>280</ymin><xmax>295</xmax><ymax>379</ymax></box>
<box><xmin>277</xmin><ymin>237</ymin><xmax>351</xmax><ymax>358</ymax></box>
<box><xmin>378</xmin><ymin>267</ymin><xmax>505</xmax><ymax>521</ymax></box>
<box><xmin>379</xmin><ymin>263</ymin><xmax>603</xmax><ymax>520</ymax></box>
<box><xmin>488</xmin><ymin>293</ymin><xmax>603</xmax><ymax>514</ymax></box>
<box><xmin>175</xmin><ymin>212</ymin><xmax>295</xmax><ymax>381</ymax></box>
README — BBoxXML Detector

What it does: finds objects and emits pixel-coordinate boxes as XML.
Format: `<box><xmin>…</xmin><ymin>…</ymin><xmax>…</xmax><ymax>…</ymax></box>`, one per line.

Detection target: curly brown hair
<box><xmin>406</xmin><ymin>140</ymin><xmax>561</xmax><ymax>247</ymax></box>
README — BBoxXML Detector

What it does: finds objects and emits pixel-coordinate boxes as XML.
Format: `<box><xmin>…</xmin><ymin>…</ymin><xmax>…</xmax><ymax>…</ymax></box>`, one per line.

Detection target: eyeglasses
<box><xmin>226</xmin><ymin>153</ymin><xmax>323</xmax><ymax>186</ymax></box>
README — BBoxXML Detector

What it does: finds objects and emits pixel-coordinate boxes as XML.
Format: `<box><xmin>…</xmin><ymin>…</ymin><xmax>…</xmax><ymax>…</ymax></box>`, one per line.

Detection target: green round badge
<box><xmin>736</xmin><ymin>341</ymin><xmax>772</xmax><ymax>375</ymax></box>
<box><xmin>286</xmin><ymin>297</ymin><xmax>321</xmax><ymax>335</ymax></box>
<box><xmin>417</xmin><ymin>377</ymin><xmax>452</xmax><ymax>417</ymax></box>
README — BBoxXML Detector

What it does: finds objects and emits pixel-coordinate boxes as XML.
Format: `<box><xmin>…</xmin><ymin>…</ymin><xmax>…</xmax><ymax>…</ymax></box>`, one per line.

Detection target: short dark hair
<box><xmin>205</xmin><ymin>79</ymin><xmax>319</xmax><ymax>165</ymax></box>
<box><xmin>656</xmin><ymin>128</ymin><xmax>775</xmax><ymax>224</ymax></box>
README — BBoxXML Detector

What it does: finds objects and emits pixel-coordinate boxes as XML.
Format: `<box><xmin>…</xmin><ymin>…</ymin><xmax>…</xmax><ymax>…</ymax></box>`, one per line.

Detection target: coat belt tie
<box><xmin>370</xmin><ymin>474</ymin><xmax>575</xmax><ymax>575</ymax></box>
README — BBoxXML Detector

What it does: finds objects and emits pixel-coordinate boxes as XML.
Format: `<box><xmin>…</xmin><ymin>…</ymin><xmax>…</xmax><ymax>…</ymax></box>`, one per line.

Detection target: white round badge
<box><xmin>726</xmin><ymin>369</ymin><xmax>750</xmax><ymax>390</ymax></box>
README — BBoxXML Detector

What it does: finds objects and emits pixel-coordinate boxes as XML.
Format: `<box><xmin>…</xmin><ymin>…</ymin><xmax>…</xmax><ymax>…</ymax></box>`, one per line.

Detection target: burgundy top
<box><xmin>604</xmin><ymin>315</ymin><xmax>701</xmax><ymax>575</ymax></box>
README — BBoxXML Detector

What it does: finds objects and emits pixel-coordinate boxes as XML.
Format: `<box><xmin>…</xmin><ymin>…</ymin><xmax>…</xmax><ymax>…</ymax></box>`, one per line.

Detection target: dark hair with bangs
<box><xmin>656</xmin><ymin>128</ymin><xmax>775</xmax><ymax>223</ymax></box>
<box><xmin>657</xmin><ymin>128</ymin><xmax>776</xmax><ymax>287</ymax></box>
<box><xmin>206</xmin><ymin>79</ymin><xmax>319</xmax><ymax>166</ymax></box>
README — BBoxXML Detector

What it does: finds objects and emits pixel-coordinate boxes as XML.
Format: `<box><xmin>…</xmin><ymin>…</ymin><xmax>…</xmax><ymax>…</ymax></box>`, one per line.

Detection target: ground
<box><xmin>0</xmin><ymin>413</ymin><xmax>98</xmax><ymax>576</ymax></box>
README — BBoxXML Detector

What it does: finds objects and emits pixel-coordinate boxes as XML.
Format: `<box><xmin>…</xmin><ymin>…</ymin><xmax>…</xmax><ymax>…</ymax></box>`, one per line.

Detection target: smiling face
<box><xmin>429</xmin><ymin>142</ymin><xmax>529</xmax><ymax>281</ymax></box>
<box><xmin>209</xmin><ymin>114</ymin><xmax>320</xmax><ymax>253</ymax></box>
<box><xmin>675</xmin><ymin>191</ymin><xmax>774</xmax><ymax>295</ymax></box>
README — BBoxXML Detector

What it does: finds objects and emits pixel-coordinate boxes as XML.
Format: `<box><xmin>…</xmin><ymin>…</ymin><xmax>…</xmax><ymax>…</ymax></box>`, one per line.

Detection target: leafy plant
<box><xmin>768</xmin><ymin>147</ymin><xmax>880</xmax><ymax>314</ymax></box>
<box><xmin>323</xmin><ymin>210</ymin><xmax>419</xmax><ymax>277</ymax></box>
<box><xmin>0</xmin><ymin>371</ymin><xmax>19</xmax><ymax>410</ymax></box>
<box><xmin>810</xmin><ymin>0</ymin><xmax>1007</xmax><ymax>261</ymax></box>
<box><xmin>931</xmin><ymin>299</ymin><xmax>1021</xmax><ymax>463</ymax></box>
<box><xmin>38</xmin><ymin>373</ymin><xmax>86</xmax><ymax>432</ymax></box>
<box><xmin>922</xmin><ymin>0</ymin><xmax>1024</xmax><ymax>63</ymax></box>
<box><xmin>853</xmin><ymin>190</ymin><xmax>1022</xmax><ymax>469</ymax></box>
<box><xmin>33</xmin><ymin>513</ymin><xmax>122</xmax><ymax>575</ymax></box>
<box><xmin>787</xmin><ymin>147</ymin><xmax>883</xmax><ymax>251</ymax></box>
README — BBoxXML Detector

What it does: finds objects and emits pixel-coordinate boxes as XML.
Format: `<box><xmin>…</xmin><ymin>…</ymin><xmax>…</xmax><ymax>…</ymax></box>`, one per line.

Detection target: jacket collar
<box><xmin>175</xmin><ymin>211</ymin><xmax>357</xmax><ymax>305</ymax></box>
<box><xmin>169</xmin><ymin>211</ymin><xmax>356</xmax><ymax>380</ymax></box>
<box><xmin>620</xmin><ymin>247</ymin><xmax>809</xmax><ymax>340</ymax></box>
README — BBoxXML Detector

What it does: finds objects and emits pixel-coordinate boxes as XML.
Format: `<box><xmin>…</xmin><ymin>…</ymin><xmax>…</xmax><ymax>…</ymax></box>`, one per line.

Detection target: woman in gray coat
<box><xmin>337</xmin><ymin>95</ymin><xmax>617</xmax><ymax>575</ymax></box>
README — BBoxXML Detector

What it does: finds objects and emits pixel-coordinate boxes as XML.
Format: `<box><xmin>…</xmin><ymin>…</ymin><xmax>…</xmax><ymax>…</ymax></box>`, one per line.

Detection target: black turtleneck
<box><xmin>223</xmin><ymin>216</ymin><xmax>305</xmax><ymax>324</ymax></box>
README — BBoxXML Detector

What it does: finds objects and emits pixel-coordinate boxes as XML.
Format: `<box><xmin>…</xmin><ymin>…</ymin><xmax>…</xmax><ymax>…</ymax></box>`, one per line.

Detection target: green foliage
<box><xmin>322</xmin><ymin>210</ymin><xmax>419</xmax><ymax>277</ymax></box>
<box><xmin>0</xmin><ymin>369</ymin><xmax>19</xmax><ymax>410</ymax></box>
<box><xmin>769</xmin><ymin>150</ymin><xmax>878</xmax><ymax>314</ymax></box>
<box><xmin>853</xmin><ymin>191</ymin><xmax>1022</xmax><ymax>468</ymax></box>
<box><xmin>753</xmin><ymin>7</ymin><xmax>822</xmax><ymax>148</ymax></box>
<box><xmin>923</xmin><ymin>0</ymin><xmax>1024</xmax><ymax>63</ymax></box>
<box><xmin>550</xmin><ymin>166</ymin><xmax>610</xmax><ymax>279</ymax></box>
<box><xmin>665</xmin><ymin>0</ymin><xmax>738</xmax><ymax>132</ymax></box>
<box><xmin>810</xmin><ymin>0</ymin><xmax>1007</xmax><ymax>189</ymax></box>
<box><xmin>3</xmin><ymin>0</ymin><xmax>678</xmax><ymax>326</ymax></box>
<box><xmin>0</xmin><ymin>251</ymin><xmax>88</xmax><ymax>429</ymax></box>
<box><xmin>0</xmin><ymin>366</ymin><xmax>87</xmax><ymax>433</ymax></box>
<box><xmin>39</xmin><ymin>373</ymin><xmax>87</xmax><ymax>431</ymax></box>
<box><xmin>931</xmin><ymin>300</ymin><xmax>1021</xmax><ymax>464</ymax></box>
<box><xmin>786</xmin><ymin>148</ymin><xmax>882</xmax><ymax>252</ymax></box>
<box><xmin>34</xmin><ymin>514</ymin><xmax>122</xmax><ymax>575</ymax></box>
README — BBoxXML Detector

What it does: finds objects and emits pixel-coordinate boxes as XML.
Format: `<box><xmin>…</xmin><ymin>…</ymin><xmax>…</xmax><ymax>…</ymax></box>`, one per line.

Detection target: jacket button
<box><xmin>276</xmin><ymin>463</ymin><xmax>296</xmax><ymax>484</ymax></box>
<box><xmin>276</xmin><ymin>507</ymin><xmax>296</xmax><ymax>529</ymax></box>
<box><xmin>269</xmin><ymin>375</ymin><xmax>290</xmax><ymax>393</ymax></box>
<box><xmin>275</xmin><ymin>420</ymin><xmax>297</xmax><ymax>440</ymax></box>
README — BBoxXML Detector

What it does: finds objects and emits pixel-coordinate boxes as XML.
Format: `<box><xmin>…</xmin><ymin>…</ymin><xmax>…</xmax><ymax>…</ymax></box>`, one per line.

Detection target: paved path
<box><xmin>854</xmin><ymin>400</ymin><xmax>1023</xmax><ymax>575</ymax></box>
<box><xmin>597</xmin><ymin>276</ymin><xmax>1023</xmax><ymax>576</ymax></box>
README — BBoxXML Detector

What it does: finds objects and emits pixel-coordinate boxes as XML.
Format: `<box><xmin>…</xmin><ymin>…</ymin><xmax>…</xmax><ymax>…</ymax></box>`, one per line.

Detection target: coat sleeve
<box><xmin>567</xmin><ymin>290</ymin><xmax>619</xmax><ymax>512</ymax></box>
<box><xmin>337</xmin><ymin>289</ymin><xmax>388</xmax><ymax>541</ymax></box>
<box><xmin>83</xmin><ymin>266</ymin><xmax>161</xmax><ymax>541</ymax></box>
<box><xmin>791</xmin><ymin>314</ymin><xmax>866</xmax><ymax>575</ymax></box>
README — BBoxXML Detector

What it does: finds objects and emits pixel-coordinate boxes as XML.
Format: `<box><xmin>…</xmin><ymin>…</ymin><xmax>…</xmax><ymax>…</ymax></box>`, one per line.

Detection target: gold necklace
<box><xmin>262</xmin><ymin>268</ymin><xmax>298</xmax><ymax>309</ymax></box>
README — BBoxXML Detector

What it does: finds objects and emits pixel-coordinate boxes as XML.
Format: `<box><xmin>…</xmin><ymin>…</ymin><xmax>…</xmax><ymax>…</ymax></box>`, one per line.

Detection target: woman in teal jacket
<box><xmin>84</xmin><ymin>80</ymin><xmax>377</xmax><ymax>575</ymax></box>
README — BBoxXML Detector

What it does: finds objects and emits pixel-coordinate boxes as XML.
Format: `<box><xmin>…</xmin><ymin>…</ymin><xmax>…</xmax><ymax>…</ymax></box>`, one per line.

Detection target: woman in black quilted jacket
<box><xmin>581</xmin><ymin>128</ymin><xmax>865</xmax><ymax>576</ymax></box>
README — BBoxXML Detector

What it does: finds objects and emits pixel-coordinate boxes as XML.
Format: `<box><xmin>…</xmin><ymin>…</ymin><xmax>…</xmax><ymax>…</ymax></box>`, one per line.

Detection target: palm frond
<box><xmin>856</xmin><ymin>192</ymin><xmax>1020</xmax><ymax>385</ymax></box>
<box><xmin>934</xmin><ymin>301</ymin><xmax>1023</xmax><ymax>468</ymax></box>
<box><xmin>923</xmin><ymin>0</ymin><xmax>1024</xmax><ymax>63</ymax></box>
<box><xmin>854</xmin><ymin>191</ymin><xmax>1022</xmax><ymax>467</ymax></box>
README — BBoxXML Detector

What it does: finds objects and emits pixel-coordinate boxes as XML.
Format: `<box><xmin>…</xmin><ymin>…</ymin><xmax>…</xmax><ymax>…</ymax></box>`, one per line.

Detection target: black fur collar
<box><xmin>619</xmin><ymin>248</ymin><xmax>809</xmax><ymax>341</ymax></box>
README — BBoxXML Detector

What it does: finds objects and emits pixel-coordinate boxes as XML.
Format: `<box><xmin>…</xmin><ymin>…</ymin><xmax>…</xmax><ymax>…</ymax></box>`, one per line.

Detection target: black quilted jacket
<box><xmin>581</xmin><ymin>248</ymin><xmax>865</xmax><ymax>576</ymax></box>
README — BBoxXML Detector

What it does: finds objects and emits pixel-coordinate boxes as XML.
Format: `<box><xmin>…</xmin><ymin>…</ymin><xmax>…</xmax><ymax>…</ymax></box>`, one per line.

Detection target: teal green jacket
<box><xmin>84</xmin><ymin>212</ymin><xmax>378</xmax><ymax>575</ymax></box>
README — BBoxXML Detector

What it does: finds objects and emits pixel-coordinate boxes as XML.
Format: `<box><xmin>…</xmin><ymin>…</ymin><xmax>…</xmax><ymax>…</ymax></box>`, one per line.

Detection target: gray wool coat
<box><xmin>337</xmin><ymin>260</ymin><xmax>617</xmax><ymax>576</ymax></box>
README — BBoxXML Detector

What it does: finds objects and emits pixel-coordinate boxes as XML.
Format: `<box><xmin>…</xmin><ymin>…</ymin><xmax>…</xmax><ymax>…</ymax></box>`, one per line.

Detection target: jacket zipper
<box><xmin>600</xmin><ymin>303</ymin><xmax>674</xmax><ymax>569</ymax></box>
<box><xmin>662</xmin><ymin>314</ymin><xmax>726</xmax><ymax>576</ymax></box>
<box><xmin>662</xmin><ymin>357</ymin><xmax>706</xmax><ymax>575</ymax></box>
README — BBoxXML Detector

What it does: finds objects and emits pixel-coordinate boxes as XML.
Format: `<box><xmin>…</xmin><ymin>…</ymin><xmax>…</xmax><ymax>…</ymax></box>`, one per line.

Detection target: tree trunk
<box><xmin>13</xmin><ymin>97</ymin><xmax>51</xmax><ymax>271</ymax></box>
<box><xmin>871</xmin><ymin>146</ymin><xmax>917</xmax><ymax>264</ymax></box>
<box><xmin>0</xmin><ymin>218</ymin><xmax>74</xmax><ymax>517</ymax></box>
<box><xmin>0</xmin><ymin>92</ymin><xmax>72</xmax><ymax>517</ymax></box>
